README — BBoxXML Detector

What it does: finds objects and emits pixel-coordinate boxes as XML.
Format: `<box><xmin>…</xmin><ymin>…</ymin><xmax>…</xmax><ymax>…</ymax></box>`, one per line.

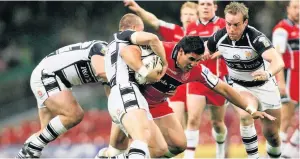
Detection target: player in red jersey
<box><xmin>168</xmin><ymin>0</ymin><xmax>229</xmax><ymax>158</ymax></box>
<box><xmin>124</xmin><ymin>0</ymin><xmax>198</xmax><ymax>42</ymax></box>
<box><xmin>95</xmin><ymin>36</ymin><xmax>276</xmax><ymax>159</ymax></box>
<box><xmin>272</xmin><ymin>0</ymin><xmax>299</xmax><ymax>157</ymax></box>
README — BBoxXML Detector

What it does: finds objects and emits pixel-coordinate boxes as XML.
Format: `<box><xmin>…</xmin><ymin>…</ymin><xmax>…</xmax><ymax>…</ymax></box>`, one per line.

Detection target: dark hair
<box><xmin>177</xmin><ymin>36</ymin><xmax>205</xmax><ymax>55</ymax></box>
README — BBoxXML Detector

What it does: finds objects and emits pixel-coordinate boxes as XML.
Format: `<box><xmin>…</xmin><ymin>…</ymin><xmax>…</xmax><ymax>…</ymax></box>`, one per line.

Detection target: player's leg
<box><xmin>17</xmin><ymin>71</ymin><xmax>82</xmax><ymax>158</ymax></box>
<box><xmin>231</xmin><ymin>85</ymin><xmax>259</xmax><ymax>158</ymax></box>
<box><xmin>184</xmin><ymin>82</ymin><xmax>207</xmax><ymax>159</ymax></box>
<box><xmin>106</xmin><ymin>83</ymin><xmax>169</xmax><ymax>159</ymax></box>
<box><xmin>282</xmin><ymin>126</ymin><xmax>299</xmax><ymax>158</ymax></box>
<box><xmin>95</xmin><ymin>122</ymin><xmax>128</xmax><ymax>158</ymax></box>
<box><xmin>279</xmin><ymin>69</ymin><xmax>296</xmax><ymax>150</ymax></box>
<box><xmin>209</xmin><ymin>105</ymin><xmax>227</xmax><ymax>158</ymax></box>
<box><xmin>152</xmin><ymin>102</ymin><xmax>187</xmax><ymax>158</ymax></box>
<box><xmin>95</xmin><ymin>120</ymin><xmax>168</xmax><ymax>158</ymax></box>
<box><xmin>169</xmin><ymin>84</ymin><xmax>187</xmax><ymax>129</ymax></box>
<box><xmin>261</xmin><ymin>108</ymin><xmax>282</xmax><ymax>158</ymax></box>
<box><xmin>253</xmin><ymin>79</ymin><xmax>283</xmax><ymax>158</ymax></box>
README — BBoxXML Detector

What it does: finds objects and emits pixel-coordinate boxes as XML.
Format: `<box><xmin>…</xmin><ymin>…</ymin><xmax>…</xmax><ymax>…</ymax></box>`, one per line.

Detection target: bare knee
<box><xmin>240</xmin><ymin>114</ymin><xmax>254</xmax><ymax>126</ymax></box>
<box><xmin>188</xmin><ymin>114</ymin><xmax>201</xmax><ymax>129</ymax></box>
<box><xmin>211</xmin><ymin>120</ymin><xmax>225</xmax><ymax>133</ymax></box>
<box><xmin>264</xmin><ymin>130</ymin><xmax>280</xmax><ymax>146</ymax></box>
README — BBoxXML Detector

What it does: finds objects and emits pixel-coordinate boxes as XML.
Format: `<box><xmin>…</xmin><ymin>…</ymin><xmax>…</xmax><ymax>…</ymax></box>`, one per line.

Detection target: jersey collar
<box><xmin>286</xmin><ymin>18</ymin><xmax>296</xmax><ymax>26</ymax></box>
<box><xmin>197</xmin><ymin>16</ymin><xmax>218</xmax><ymax>25</ymax></box>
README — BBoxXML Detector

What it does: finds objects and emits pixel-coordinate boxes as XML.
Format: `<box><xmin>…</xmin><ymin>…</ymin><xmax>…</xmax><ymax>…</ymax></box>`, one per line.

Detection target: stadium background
<box><xmin>0</xmin><ymin>1</ymin><xmax>298</xmax><ymax>158</ymax></box>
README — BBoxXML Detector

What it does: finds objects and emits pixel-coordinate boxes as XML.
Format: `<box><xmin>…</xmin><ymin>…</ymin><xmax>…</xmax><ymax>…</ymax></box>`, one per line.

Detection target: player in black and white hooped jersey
<box><xmin>16</xmin><ymin>40</ymin><xmax>109</xmax><ymax>158</ymax></box>
<box><xmin>100</xmin><ymin>13</ymin><xmax>168</xmax><ymax>159</ymax></box>
<box><xmin>207</xmin><ymin>2</ymin><xmax>284</xmax><ymax>158</ymax></box>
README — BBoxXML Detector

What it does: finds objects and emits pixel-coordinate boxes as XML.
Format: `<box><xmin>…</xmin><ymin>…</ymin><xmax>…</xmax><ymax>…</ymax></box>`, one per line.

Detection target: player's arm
<box><xmin>251</xmin><ymin>34</ymin><xmax>284</xmax><ymax>81</ymax></box>
<box><xmin>272</xmin><ymin>28</ymin><xmax>288</xmax><ymax>95</ymax></box>
<box><xmin>119</xmin><ymin>30</ymin><xmax>167</xmax><ymax>67</ymax></box>
<box><xmin>89</xmin><ymin>42</ymin><xmax>111</xmax><ymax>97</ymax></box>
<box><xmin>90</xmin><ymin>42</ymin><xmax>108</xmax><ymax>79</ymax></box>
<box><xmin>120</xmin><ymin>45</ymin><xmax>162</xmax><ymax>83</ymax></box>
<box><xmin>198</xmin><ymin>65</ymin><xmax>276</xmax><ymax>120</ymax></box>
<box><xmin>124</xmin><ymin>0</ymin><xmax>160</xmax><ymax>30</ymax></box>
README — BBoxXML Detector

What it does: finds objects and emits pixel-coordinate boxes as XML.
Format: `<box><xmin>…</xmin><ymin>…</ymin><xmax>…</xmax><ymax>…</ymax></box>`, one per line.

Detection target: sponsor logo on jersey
<box><xmin>233</xmin><ymin>54</ymin><xmax>241</xmax><ymax>59</ymax></box>
<box><xmin>81</xmin><ymin>66</ymin><xmax>93</xmax><ymax>83</ymax></box>
<box><xmin>245</xmin><ymin>51</ymin><xmax>252</xmax><ymax>59</ymax></box>
<box><xmin>258</xmin><ymin>37</ymin><xmax>270</xmax><ymax>47</ymax></box>
<box><xmin>37</xmin><ymin>89</ymin><xmax>44</xmax><ymax>98</ymax></box>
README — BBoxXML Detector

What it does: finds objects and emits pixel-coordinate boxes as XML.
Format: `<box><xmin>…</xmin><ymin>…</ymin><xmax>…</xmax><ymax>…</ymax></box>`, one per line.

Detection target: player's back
<box><xmin>105</xmin><ymin>30</ymin><xmax>137</xmax><ymax>87</ymax></box>
<box><xmin>38</xmin><ymin>40</ymin><xmax>107</xmax><ymax>86</ymax></box>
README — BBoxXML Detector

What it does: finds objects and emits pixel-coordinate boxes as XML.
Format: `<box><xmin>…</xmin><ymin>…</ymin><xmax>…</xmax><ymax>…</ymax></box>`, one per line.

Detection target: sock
<box><xmin>240</xmin><ymin>124</ymin><xmax>259</xmax><ymax>158</ymax></box>
<box><xmin>289</xmin><ymin>129</ymin><xmax>299</xmax><ymax>146</ymax></box>
<box><xmin>281</xmin><ymin>129</ymin><xmax>299</xmax><ymax>158</ymax></box>
<box><xmin>128</xmin><ymin>140</ymin><xmax>149</xmax><ymax>159</ymax></box>
<box><xmin>212</xmin><ymin>127</ymin><xmax>227</xmax><ymax>158</ymax></box>
<box><xmin>183</xmin><ymin>129</ymin><xmax>199</xmax><ymax>159</ymax></box>
<box><xmin>30</xmin><ymin>116</ymin><xmax>67</xmax><ymax>152</ymax></box>
<box><xmin>163</xmin><ymin>150</ymin><xmax>176</xmax><ymax>158</ymax></box>
<box><xmin>266</xmin><ymin>142</ymin><xmax>281</xmax><ymax>158</ymax></box>
<box><xmin>279</xmin><ymin>131</ymin><xmax>288</xmax><ymax>151</ymax></box>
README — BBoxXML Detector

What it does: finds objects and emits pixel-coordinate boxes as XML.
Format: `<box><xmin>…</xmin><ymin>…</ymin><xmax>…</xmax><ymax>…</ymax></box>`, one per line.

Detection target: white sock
<box><xmin>266</xmin><ymin>142</ymin><xmax>281</xmax><ymax>158</ymax></box>
<box><xmin>290</xmin><ymin>129</ymin><xmax>299</xmax><ymax>146</ymax></box>
<box><xmin>279</xmin><ymin>131</ymin><xmax>288</xmax><ymax>151</ymax></box>
<box><xmin>240</xmin><ymin>124</ymin><xmax>259</xmax><ymax>158</ymax></box>
<box><xmin>184</xmin><ymin>129</ymin><xmax>199</xmax><ymax>159</ymax></box>
<box><xmin>128</xmin><ymin>140</ymin><xmax>149</xmax><ymax>159</ymax></box>
<box><xmin>107</xmin><ymin>145</ymin><xmax>126</xmax><ymax>156</ymax></box>
<box><xmin>31</xmin><ymin>116</ymin><xmax>67</xmax><ymax>150</ymax></box>
<box><xmin>212</xmin><ymin>127</ymin><xmax>227</xmax><ymax>158</ymax></box>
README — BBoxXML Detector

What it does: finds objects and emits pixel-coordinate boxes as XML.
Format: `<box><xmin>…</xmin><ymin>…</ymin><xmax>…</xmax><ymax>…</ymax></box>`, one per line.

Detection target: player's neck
<box><xmin>199</xmin><ymin>16</ymin><xmax>215</xmax><ymax>25</ymax></box>
<box><xmin>287</xmin><ymin>16</ymin><xmax>299</xmax><ymax>25</ymax></box>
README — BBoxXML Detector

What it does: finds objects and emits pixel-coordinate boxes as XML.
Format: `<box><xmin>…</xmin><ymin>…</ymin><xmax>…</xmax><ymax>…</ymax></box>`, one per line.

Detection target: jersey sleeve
<box><xmin>158</xmin><ymin>20</ymin><xmax>176</xmax><ymax>41</ymax></box>
<box><xmin>207</xmin><ymin>32</ymin><xmax>219</xmax><ymax>53</ymax></box>
<box><xmin>89</xmin><ymin>42</ymin><xmax>108</xmax><ymax>57</ymax></box>
<box><xmin>197</xmin><ymin>64</ymin><xmax>219</xmax><ymax>89</ymax></box>
<box><xmin>251</xmin><ymin>29</ymin><xmax>274</xmax><ymax>55</ymax></box>
<box><xmin>116</xmin><ymin>30</ymin><xmax>136</xmax><ymax>44</ymax></box>
<box><xmin>272</xmin><ymin>28</ymin><xmax>288</xmax><ymax>54</ymax></box>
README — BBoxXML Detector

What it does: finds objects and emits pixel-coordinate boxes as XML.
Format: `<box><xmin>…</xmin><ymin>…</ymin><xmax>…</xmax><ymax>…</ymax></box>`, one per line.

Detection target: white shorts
<box><xmin>232</xmin><ymin>78</ymin><xmax>281</xmax><ymax>111</ymax></box>
<box><xmin>108</xmin><ymin>83</ymin><xmax>152</xmax><ymax>136</ymax></box>
<box><xmin>30</xmin><ymin>62</ymin><xmax>71</xmax><ymax>108</ymax></box>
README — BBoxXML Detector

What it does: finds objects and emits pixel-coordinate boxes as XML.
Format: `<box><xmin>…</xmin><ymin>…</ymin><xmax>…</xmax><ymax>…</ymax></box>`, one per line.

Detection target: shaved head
<box><xmin>119</xmin><ymin>13</ymin><xmax>144</xmax><ymax>31</ymax></box>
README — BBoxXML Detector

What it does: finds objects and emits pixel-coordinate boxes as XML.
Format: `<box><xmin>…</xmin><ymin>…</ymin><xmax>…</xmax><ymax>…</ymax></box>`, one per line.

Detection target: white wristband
<box><xmin>246</xmin><ymin>106</ymin><xmax>257</xmax><ymax>115</ymax></box>
<box><xmin>265</xmin><ymin>70</ymin><xmax>272</xmax><ymax>79</ymax></box>
<box><xmin>138</xmin><ymin>65</ymin><xmax>149</xmax><ymax>78</ymax></box>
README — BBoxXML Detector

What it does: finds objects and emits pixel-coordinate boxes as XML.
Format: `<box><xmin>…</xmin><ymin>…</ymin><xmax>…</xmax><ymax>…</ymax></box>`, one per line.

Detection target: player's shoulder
<box><xmin>212</xmin><ymin>27</ymin><xmax>227</xmax><ymax>41</ymax></box>
<box><xmin>246</xmin><ymin>25</ymin><xmax>265</xmax><ymax>40</ymax></box>
<box><xmin>163</xmin><ymin>41</ymin><xmax>176</xmax><ymax>50</ymax></box>
<box><xmin>273</xmin><ymin>19</ymin><xmax>292</xmax><ymax>31</ymax></box>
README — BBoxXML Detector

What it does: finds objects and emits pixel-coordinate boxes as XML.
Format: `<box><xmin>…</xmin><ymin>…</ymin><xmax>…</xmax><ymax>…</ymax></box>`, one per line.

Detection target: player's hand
<box><xmin>201</xmin><ymin>51</ymin><xmax>212</xmax><ymax>61</ymax></box>
<box><xmin>251</xmin><ymin>70</ymin><xmax>271</xmax><ymax>81</ymax></box>
<box><xmin>146</xmin><ymin>68</ymin><xmax>163</xmax><ymax>83</ymax></box>
<box><xmin>159</xmin><ymin>58</ymin><xmax>168</xmax><ymax>79</ymax></box>
<box><xmin>124</xmin><ymin>0</ymin><xmax>140</xmax><ymax>12</ymax></box>
<box><xmin>165</xmin><ymin>90</ymin><xmax>176</xmax><ymax>97</ymax></box>
<box><xmin>251</xmin><ymin>111</ymin><xmax>276</xmax><ymax>121</ymax></box>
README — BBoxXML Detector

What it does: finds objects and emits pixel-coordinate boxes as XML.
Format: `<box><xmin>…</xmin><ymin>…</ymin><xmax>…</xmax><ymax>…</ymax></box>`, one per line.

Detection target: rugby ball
<box><xmin>135</xmin><ymin>54</ymin><xmax>163</xmax><ymax>84</ymax></box>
